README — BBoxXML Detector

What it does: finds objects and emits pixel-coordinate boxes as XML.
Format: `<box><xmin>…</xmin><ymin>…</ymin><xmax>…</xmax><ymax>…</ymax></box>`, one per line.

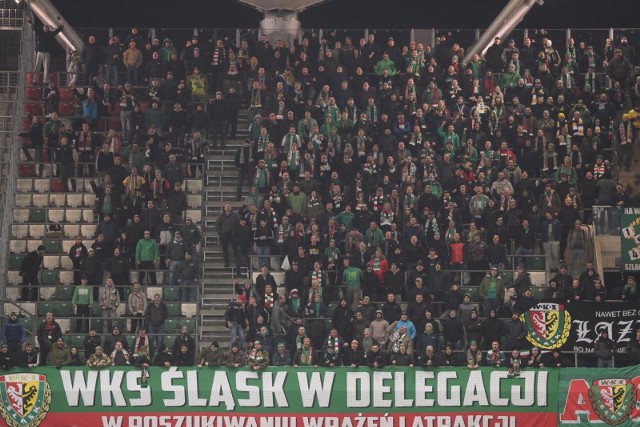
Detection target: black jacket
<box><xmin>32</xmin><ymin>22</ymin><xmax>64</xmax><ymax>53</ymax></box>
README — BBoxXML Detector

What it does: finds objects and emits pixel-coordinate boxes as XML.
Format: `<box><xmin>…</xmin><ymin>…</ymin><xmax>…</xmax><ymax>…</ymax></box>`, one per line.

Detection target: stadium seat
<box><xmin>32</xmin><ymin>194</ymin><xmax>48</xmax><ymax>207</ymax></box>
<box><xmin>58</xmin><ymin>101</ymin><xmax>75</xmax><ymax>117</ymax></box>
<box><xmin>48</xmin><ymin>209</ymin><xmax>65</xmax><ymax>223</ymax></box>
<box><xmin>83</xmin><ymin>194</ymin><xmax>96</xmax><ymax>207</ymax></box>
<box><xmin>65</xmin><ymin>209</ymin><xmax>82</xmax><ymax>223</ymax></box>
<box><xmin>25</xmin><ymin>102</ymin><xmax>43</xmax><ymax>116</ymax></box>
<box><xmin>12</xmin><ymin>225</ymin><xmax>29</xmax><ymax>239</ymax></box>
<box><xmin>41</xmin><ymin>270</ymin><xmax>60</xmax><ymax>285</ymax></box>
<box><xmin>164</xmin><ymin>335</ymin><xmax>176</xmax><ymax>350</ymax></box>
<box><xmin>67</xmin><ymin>194</ymin><xmax>83</xmax><ymax>208</ymax></box>
<box><xmin>68</xmin><ymin>335</ymin><xmax>85</xmax><ymax>349</ymax></box>
<box><xmin>187</xmin><ymin>195</ymin><xmax>201</xmax><ymax>208</ymax></box>
<box><xmin>13</xmin><ymin>209</ymin><xmax>29</xmax><ymax>224</ymax></box>
<box><xmin>186</xmin><ymin>209</ymin><xmax>202</xmax><ymax>223</ymax></box>
<box><xmin>163</xmin><ymin>287</ymin><xmax>179</xmax><ymax>302</ymax></box>
<box><xmin>28</xmin><ymin>209</ymin><xmax>46</xmax><ymax>223</ymax></box>
<box><xmin>49</xmin><ymin>194</ymin><xmax>66</xmax><ymax>207</ymax></box>
<box><xmin>37</xmin><ymin>302</ymin><xmax>55</xmax><ymax>317</ymax></box>
<box><xmin>17</xmin><ymin>179</ymin><xmax>33</xmax><ymax>193</ymax></box>
<box><xmin>59</xmin><ymin>271</ymin><xmax>74</xmax><ymax>285</ymax></box>
<box><xmin>59</xmin><ymin>87</ymin><xmax>75</xmax><ymax>101</ymax></box>
<box><xmin>9</xmin><ymin>254</ymin><xmax>24</xmax><ymax>269</ymax></box>
<box><xmin>53</xmin><ymin>286</ymin><xmax>74</xmax><ymax>301</ymax></box>
<box><xmin>43</xmin><ymin>255</ymin><xmax>60</xmax><ymax>270</ymax></box>
<box><xmin>54</xmin><ymin>302</ymin><xmax>74</xmax><ymax>317</ymax></box>
<box><xmin>64</xmin><ymin>224</ymin><xmax>80</xmax><ymax>239</ymax></box>
<box><xmin>9</xmin><ymin>239</ymin><xmax>27</xmax><ymax>254</ymax></box>
<box><xmin>29</xmin><ymin>224</ymin><xmax>45</xmax><ymax>238</ymax></box>
<box><xmin>166</xmin><ymin>303</ymin><xmax>182</xmax><ymax>318</ymax></box>
<box><xmin>16</xmin><ymin>194</ymin><xmax>32</xmax><ymax>207</ymax></box>
<box><xmin>182</xmin><ymin>318</ymin><xmax>196</xmax><ymax>332</ymax></box>
<box><xmin>181</xmin><ymin>304</ymin><xmax>197</xmax><ymax>318</ymax></box>
<box><xmin>82</xmin><ymin>209</ymin><xmax>95</xmax><ymax>223</ymax></box>
<box><xmin>8</xmin><ymin>271</ymin><xmax>21</xmax><ymax>285</ymax></box>
<box><xmin>164</xmin><ymin>319</ymin><xmax>180</xmax><ymax>334</ymax></box>
<box><xmin>81</xmin><ymin>224</ymin><xmax>97</xmax><ymax>239</ymax></box>
<box><xmin>26</xmin><ymin>86</ymin><xmax>41</xmax><ymax>101</ymax></box>
<box><xmin>531</xmin><ymin>287</ymin><xmax>546</xmax><ymax>301</ymax></box>
<box><xmin>43</xmin><ymin>239</ymin><xmax>63</xmax><ymax>254</ymax></box>
<box><xmin>33</xmin><ymin>179</ymin><xmax>49</xmax><ymax>193</ymax></box>
<box><xmin>185</xmin><ymin>180</ymin><xmax>202</xmax><ymax>194</ymax></box>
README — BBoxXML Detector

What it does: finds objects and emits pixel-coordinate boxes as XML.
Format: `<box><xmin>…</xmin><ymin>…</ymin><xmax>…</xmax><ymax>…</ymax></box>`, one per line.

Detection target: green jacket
<box><xmin>72</xmin><ymin>285</ymin><xmax>93</xmax><ymax>306</ymax></box>
<box><xmin>136</xmin><ymin>238</ymin><xmax>159</xmax><ymax>262</ymax></box>
<box><xmin>44</xmin><ymin>340</ymin><xmax>72</xmax><ymax>367</ymax></box>
<box><xmin>287</xmin><ymin>192</ymin><xmax>307</xmax><ymax>215</ymax></box>
<box><xmin>479</xmin><ymin>275</ymin><xmax>505</xmax><ymax>301</ymax></box>
<box><xmin>375</xmin><ymin>58</ymin><xmax>397</xmax><ymax>76</ymax></box>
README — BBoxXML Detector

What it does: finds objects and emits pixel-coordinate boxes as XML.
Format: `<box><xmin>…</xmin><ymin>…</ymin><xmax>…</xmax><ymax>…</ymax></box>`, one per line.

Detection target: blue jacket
<box><xmin>393</xmin><ymin>319</ymin><xmax>417</xmax><ymax>340</ymax></box>
<box><xmin>2</xmin><ymin>319</ymin><xmax>26</xmax><ymax>346</ymax></box>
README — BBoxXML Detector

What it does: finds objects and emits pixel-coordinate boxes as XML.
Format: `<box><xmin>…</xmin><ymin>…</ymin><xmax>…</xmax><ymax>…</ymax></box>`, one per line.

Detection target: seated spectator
<box><xmin>198</xmin><ymin>341</ymin><xmax>226</xmax><ymax>367</ymax></box>
<box><xmin>86</xmin><ymin>346</ymin><xmax>111</xmax><ymax>367</ymax></box>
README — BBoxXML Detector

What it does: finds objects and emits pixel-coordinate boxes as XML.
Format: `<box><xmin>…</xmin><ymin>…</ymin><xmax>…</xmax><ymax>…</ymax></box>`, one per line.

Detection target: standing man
<box><xmin>342</xmin><ymin>257</ymin><xmax>363</xmax><ymax>312</ymax></box>
<box><xmin>216</xmin><ymin>203</ymin><xmax>240</xmax><ymax>268</ymax></box>
<box><xmin>235</xmin><ymin>138</ymin><xmax>253</xmax><ymax>201</ymax></box>
<box><xmin>1</xmin><ymin>312</ymin><xmax>25</xmax><ymax>356</ymax></box>
<box><xmin>566</xmin><ymin>220</ymin><xmax>587</xmax><ymax>278</ymax></box>
<box><xmin>145</xmin><ymin>294</ymin><xmax>168</xmax><ymax>351</ymax></box>
<box><xmin>19</xmin><ymin>245</ymin><xmax>45</xmax><ymax>301</ymax></box>
<box><xmin>72</xmin><ymin>278</ymin><xmax>93</xmax><ymax>333</ymax></box>
<box><xmin>28</xmin><ymin>17</ymin><xmax>64</xmax><ymax>85</ymax></box>
<box><xmin>541</xmin><ymin>212</ymin><xmax>562</xmax><ymax>273</ymax></box>
<box><xmin>225</xmin><ymin>294</ymin><xmax>247</xmax><ymax>349</ymax></box>
<box><xmin>36</xmin><ymin>313</ymin><xmax>62</xmax><ymax>366</ymax></box>
<box><xmin>208</xmin><ymin>90</ymin><xmax>229</xmax><ymax>149</ymax></box>
<box><xmin>136</xmin><ymin>229</ymin><xmax>159</xmax><ymax>287</ymax></box>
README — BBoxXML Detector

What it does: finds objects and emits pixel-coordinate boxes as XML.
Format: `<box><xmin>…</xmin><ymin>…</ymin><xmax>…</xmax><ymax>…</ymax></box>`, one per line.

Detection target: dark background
<box><xmin>53</xmin><ymin>0</ymin><xmax>637</xmax><ymax>30</ymax></box>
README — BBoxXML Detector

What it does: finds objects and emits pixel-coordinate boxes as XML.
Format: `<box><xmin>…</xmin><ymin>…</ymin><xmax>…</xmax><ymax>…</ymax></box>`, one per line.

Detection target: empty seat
<box><xmin>164</xmin><ymin>319</ymin><xmax>180</xmax><ymax>334</ymax></box>
<box><xmin>82</xmin><ymin>210</ymin><xmax>95</xmax><ymax>223</ymax></box>
<box><xmin>181</xmin><ymin>304</ymin><xmax>197</xmax><ymax>318</ymax></box>
<box><xmin>28</xmin><ymin>209</ymin><xmax>46</xmax><ymax>223</ymax></box>
<box><xmin>185</xmin><ymin>180</ymin><xmax>203</xmax><ymax>194</ymax></box>
<box><xmin>43</xmin><ymin>255</ymin><xmax>60</xmax><ymax>270</ymax></box>
<box><xmin>163</xmin><ymin>287</ymin><xmax>179</xmax><ymax>301</ymax></box>
<box><xmin>187</xmin><ymin>195</ymin><xmax>201</xmax><ymax>208</ymax></box>
<box><xmin>29</xmin><ymin>224</ymin><xmax>45</xmax><ymax>238</ymax></box>
<box><xmin>26</xmin><ymin>86</ymin><xmax>42</xmax><ymax>101</ymax></box>
<box><xmin>43</xmin><ymin>239</ymin><xmax>63</xmax><ymax>254</ymax></box>
<box><xmin>49</xmin><ymin>194</ymin><xmax>66</xmax><ymax>207</ymax></box>
<box><xmin>13</xmin><ymin>209</ymin><xmax>29</xmax><ymax>223</ymax></box>
<box><xmin>17</xmin><ymin>179</ymin><xmax>33</xmax><ymax>193</ymax></box>
<box><xmin>186</xmin><ymin>209</ymin><xmax>202</xmax><ymax>223</ymax></box>
<box><xmin>16</xmin><ymin>194</ymin><xmax>32</xmax><ymax>207</ymax></box>
<box><xmin>27</xmin><ymin>240</ymin><xmax>42</xmax><ymax>252</ymax></box>
<box><xmin>65</xmin><ymin>209</ymin><xmax>82</xmax><ymax>223</ymax></box>
<box><xmin>81</xmin><ymin>224</ymin><xmax>97</xmax><ymax>239</ymax></box>
<box><xmin>48</xmin><ymin>209</ymin><xmax>65</xmax><ymax>223</ymax></box>
<box><xmin>12</xmin><ymin>225</ymin><xmax>29</xmax><ymax>239</ymax></box>
<box><xmin>10</xmin><ymin>239</ymin><xmax>27</xmax><ymax>254</ymax></box>
<box><xmin>54</xmin><ymin>302</ymin><xmax>73</xmax><ymax>317</ymax></box>
<box><xmin>60</xmin><ymin>257</ymin><xmax>73</xmax><ymax>270</ymax></box>
<box><xmin>64</xmin><ymin>224</ymin><xmax>80</xmax><ymax>239</ymax></box>
<box><xmin>166</xmin><ymin>303</ymin><xmax>181</xmax><ymax>317</ymax></box>
<box><xmin>182</xmin><ymin>318</ymin><xmax>196</xmax><ymax>331</ymax></box>
<box><xmin>32</xmin><ymin>194</ymin><xmax>49</xmax><ymax>207</ymax></box>
<box><xmin>41</xmin><ymin>270</ymin><xmax>60</xmax><ymax>285</ymax></box>
<box><xmin>83</xmin><ymin>194</ymin><xmax>96</xmax><ymax>207</ymax></box>
<box><xmin>33</xmin><ymin>179</ymin><xmax>50</xmax><ymax>193</ymax></box>
<box><xmin>62</xmin><ymin>239</ymin><xmax>75</xmax><ymax>255</ymax></box>
<box><xmin>25</xmin><ymin>103</ymin><xmax>43</xmax><ymax>116</ymax></box>
<box><xmin>60</xmin><ymin>271</ymin><xmax>74</xmax><ymax>285</ymax></box>
<box><xmin>58</xmin><ymin>101</ymin><xmax>74</xmax><ymax>117</ymax></box>
<box><xmin>59</xmin><ymin>87</ymin><xmax>75</xmax><ymax>101</ymax></box>
<box><xmin>8</xmin><ymin>271</ymin><xmax>22</xmax><ymax>285</ymax></box>
<box><xmin>37</xmin><ymin>301</ymin><xmax>55</xmax><ymax>317</ymax></box>
<box><xmin>66</xmin><ymin>194</ymin><xmax>83</xmax><ymax>207</ymax></box>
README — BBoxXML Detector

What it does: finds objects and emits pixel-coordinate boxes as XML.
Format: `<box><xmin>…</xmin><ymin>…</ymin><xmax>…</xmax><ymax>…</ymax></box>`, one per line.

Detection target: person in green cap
<box><xmin>466</xmin><ymin>339</ymin><xmax>482</xmax><ymax>369</ymax></box>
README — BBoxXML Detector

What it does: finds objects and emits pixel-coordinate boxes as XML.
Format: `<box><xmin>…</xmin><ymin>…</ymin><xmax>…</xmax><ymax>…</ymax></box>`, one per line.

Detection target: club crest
<box><xmin>521</xmin><ymin>303</ymin><xmax>571</xmax><ymax>349</ymax></box>
<box><xmin>588</xmin><ymin>379</ymin><xmax>637</xmax><ymax>425</ymax></box>
<box><xmin>0</xmin><ymin>373</ymin><xmax>52</xmax><ymax>427</ymax></box>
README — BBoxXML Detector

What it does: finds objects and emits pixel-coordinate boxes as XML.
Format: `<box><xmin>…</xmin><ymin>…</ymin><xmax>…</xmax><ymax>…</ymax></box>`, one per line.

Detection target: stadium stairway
<box><xmin>199</xmin><ymin>109</ymin><xmax>249</xmax><ymax>349</ymax></box>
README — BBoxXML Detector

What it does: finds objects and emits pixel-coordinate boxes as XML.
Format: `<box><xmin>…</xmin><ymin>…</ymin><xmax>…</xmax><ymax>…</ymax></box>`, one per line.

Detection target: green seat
<box><xmin>531</xmin><ymin>286</ymin><xmax>546</xmax><ymax>301</ymax></box>
<box><xmin>163</xmin><ymin>335</ymin><xmax>176</xmax><ymax>350</ymax></box>
<box><xmin>37</xmin><ymin>302</ymin><xmax>55</xmax><ymax>317</ymax></box>
<box><xmin>164</xmin><ymin>319</ymin><xmax>180</xmax><ymax>334</ymax></box>
<box><xmin>502</xmin><ymin>272</ymin><xmax>513</xmax><ymax>283</ymax></box>
<box><xmin>29</xmin><ymin>209</ymin><xmax>46</xmax><ymax>223</ymax></box>
<box><xmin>325</xmin><ymin>304</ymin><xmax>336</xmax><ymax>318</ymax></box>
<box><xmin>43</xmin><ymin>239</ymin><xmax>63</xmax><ymax>254</ymax></box>
<box><xmin>53</xmin><ymin>286</ymin><xmax>74</xmax><ymax>301</ymax></box>
<box><xmin>91</xmin><ymin>318</ymin><xmax>104</xmax><ymax>333</ymax></box>
<box><xmin>163</xmin><ymin>287</ymin><xmax>179</xmax><ymax>302</ymax></box>
<box><xmin>41</xmin><ymin>270</ymin><xmax>59</xmax><ymax>285</ymax></box>
<box><xmin>54</xmin><ymin>302</ymin><xmax>73</xmax><ymax>317</ymax></box>
<box><xmin>531</xmin><ymin>256</ymin><xmax>546</xmax><ymax>271</ymax></box>
<box><xmin>166</xmin><ymin>303</ymin><xmax>181</xmax><ymax>318</ymax></box>
<box><xmin>19</xmin><ymin>317</ymin><xmax>35</xmax><ymax>334</ymax></box>
<box><xmin>68</xmin><ymin>335</ymin><xmax>85</xmax><ymax>350</ymax></box>
<box><xmin>465</xmin><ymin>287</ymin><xmax>480</xmax><ymax>301</ymax></box>
<box><xmin>181</xmin><ymin>318</ymin><xmax>196</xmax><ymax>332</ymax></box>
<box><xmin>92</xmin><ymin>304</ymin><xmax>102</xmax><ymax>316</ymax></box>
<box><xmin>9</xmin><ymin>254</ymin><xmax>24</xmax><ymax>269</ymax></box>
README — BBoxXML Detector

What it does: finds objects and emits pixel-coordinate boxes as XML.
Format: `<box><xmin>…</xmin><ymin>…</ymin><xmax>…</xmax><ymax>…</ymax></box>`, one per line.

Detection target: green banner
<box><xmin>559</xmin><ymin>366</ymin><xmax>640</xmax><ymax>426</ymax></box>
<box><xmin>621</xmin><ymin>208</ymin><xmax>640</xmax><ymax>271</ymax></box>
<box><xmin>0</xmin><ymin>367</ymin><xmax>557</xmax><ymax>427</ymax></box>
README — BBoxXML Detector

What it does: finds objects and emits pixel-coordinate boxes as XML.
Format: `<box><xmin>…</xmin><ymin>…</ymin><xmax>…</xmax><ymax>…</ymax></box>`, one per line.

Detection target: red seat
<box><xmin>19</xmin><ymin>163</ymin><xmax>35</xmax><ymax>177</ymax></box>
<box><xmin>139</xmin><ymin>101</ymin><xmax>149</xmax><ymax>113</ymax></box>
<box><xmin>59</xmin><ymin>87</ymin><xmax>75</xmax><ymax>101</ymax></box>
<box><xmin>23</xmin><ymin>116</ymin><xmax>31</xmax><ymax>130</ymax></box>
<box><xmin>108</xmin><ymin>117</ymin><xmax>122</xmax><ymax>131</ymax></box>
<box><xmin>50</xmin><ymin>178</ymin><xmax>64</xmax><ymax>193</ymax></box>
<box><xmin>111</xmin><ymin>103</ymin><xmax>121</xmax><ymax>116</ymax></box>
<box><xmin>26</xmin><ymin>72</ymin><xmax>40</xmax><ymax>86</ymax></box>
<box><xmin>25</xmin><ymin>103</ymin><xmax>44</xmax><ymax>116</ymax></box>
<box><xmin>26</xmin><ymin>87</ymin><xmax>42</xmax><ymax>101</ymax></box>
<box><xmin>48</xmin><ymin>73</ymin><xmax>59</xmax><ymax>85</ymax></box>
<box><xmin>58</xmin><ymin>101</ymin><xmax>75</xmax><ymax>117</ymax></box>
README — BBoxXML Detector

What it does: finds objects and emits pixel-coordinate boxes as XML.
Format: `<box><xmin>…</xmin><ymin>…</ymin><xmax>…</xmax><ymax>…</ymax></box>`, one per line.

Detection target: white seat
<box><xmin>48</xmin><ymin>209</ymin><xmax>65</xmax><ymax>223</ymax></box>
<box><xmin>43</xmin><ymin>255</ymin><xmax>60</xmax><ymax>270</ymax></box>
<box><xmin>181</xmin><ymin>303</ymin><xmax>197</xmax><ymax>318</ymax></box>
<box><xmin>60</xmin><ymin>270</ymin><xmax>74</xmax><ymax>285</ymax></box>
<box><xmin>82</xmin><ymin>209</ymin><xmax>94</xmax><ymax>223</ymax></box>
<box><xmin>17</xmin><ymin>178</ymin><xmax>33</xmax><ymax>193</ymax></box>
<box><xmin>62</xmin><ymin>240</ymin><xmax>75</xmax><ymax>255</ymax></box>
<box><xmin>187</xmin><ymin>195</ymin><xmax>202</xmax><ymax>209</ymax></box>
<box><xmin>147</xmin><ymin>287</ymin><xmax>162</xmax><ymax>300</ymax></box>
<box><xmin>81</xmin><ymin>224</ymin><xmax>97</xmax><ymax>239</ymax></box>
<box><xmin>10</xmin><ymin>239</ymin><xmax>27</xmax><ymax>253</ymax></box>
<box><xmin>83</xmin><ymin>194</ymin><xmax>96</xmax><ymax>207</ymax></box>
<box><xmin>33</xmin><ymin>178</ymin><xmax>49</xmax><ymax>193</ymax></box>
<box><xmin>79</xmin><ymin>179</ymin><xmax>92</xmax><ymax>193</ymax></box>
<box><xmin>49</xmin><ymin>194</ymin><xmax>66</xmax><ymax>208</ymax></box>
<box><xmin>64</xmin><ymin>224</ymin><xmax>80</xmax><ymax>239</ymax></box>
<box><xmin>186</xmin><ymin>209</ymin><xmax>202</xmax><ymax>223</ymax></box>
<box><xmin>186</xmin><ymin>179</ymin><xmax>203</xmax><ymax>194</ymax></box>
<box><xmin>29</xmin><ymin>224</ymin><xmax>45</xmax><ymax>239</ymax></box>
<box><xmin>13</xmin><ymin>209</ymin><xmax>29</xmax><ymax>223</ymax></box>
<box><xmin>4</xmin><ymin>287</ymin><xmax>20</xmax><ymax>302</ymax></box>
<box><xmin>27</xmin><ymin>240</ymin><xmax>42</xmax><ymax>252</ymax></box>
<box><xmin>16</xmin><ymin>194</ymin><xmax>32</xmax><ymax>207</ymax></box>
<box><xmin>7</xmin><ymin>271</ymin><xmax>21</xmax><ymax>285</ymax></box>
<box><xmin>12</xmin><ymin>225</ymin><xmax>29</xmax><ymax>239</ymax></box>
<box><xmin>65</xmin><ymin>209</ymin><xmax>82</xmax><ymax>223</ymax></box>
<box><xmin>57</xmin><ymin>319</ymin><xmax>71</xmax><ymax>334</ymax></box>
<box><xmin>39</xmin><ymin>287</ymin><xmax>57</xmax><ymax>301</ymax></box>
<box><xmin>60</xmin><ymin>257</ymin><xmax>73</xmax><ymax>270</ymax></box>
<box><xmin>32</xmin><ymin>194</ymin><xmax>49</xmax><ymax>207</ymax></box>
<box><xmin>66</xmin><ymin>194</ymin><xmax>83</xmax><ymax>207</ymax></box>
